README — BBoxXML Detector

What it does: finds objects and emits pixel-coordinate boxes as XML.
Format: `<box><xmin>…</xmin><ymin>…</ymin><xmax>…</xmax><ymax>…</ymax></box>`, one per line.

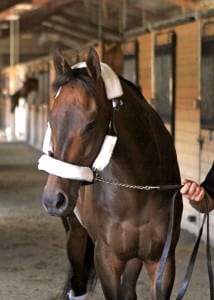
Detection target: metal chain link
<box><xmin>95</xmin><ymin>174</ymin><xmax>161</xmax><ymax>190</ymax></box>
<box><xmin>94</xmin><ymin>174</ymin><xmax>183</xmax><ymax>191</ymax></box>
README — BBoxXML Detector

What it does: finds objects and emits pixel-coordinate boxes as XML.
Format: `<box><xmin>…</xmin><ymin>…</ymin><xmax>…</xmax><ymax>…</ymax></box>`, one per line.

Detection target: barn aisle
<box><xmin>0</xmin><ymin>142</ymin><xmax>67</xmax><ymax>300</ymax></box>
<box><xmin>0</xmin><ymin>142</ymin><xmax>213</xmax><ymax>300</ymax></box>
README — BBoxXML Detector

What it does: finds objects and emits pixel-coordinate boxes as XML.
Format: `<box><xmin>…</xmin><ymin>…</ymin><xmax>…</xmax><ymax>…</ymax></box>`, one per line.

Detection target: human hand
<box><xmin>180</xmin><ymin>179</ymin><xmax>205</xmax><ymax>202</ymax></box>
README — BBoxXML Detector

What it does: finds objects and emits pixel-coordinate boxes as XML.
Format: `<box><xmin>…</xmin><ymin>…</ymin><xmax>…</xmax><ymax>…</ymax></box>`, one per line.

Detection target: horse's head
<box><xmin>20</xmin><ymin>77</ymin><xmax>38</xmax><ymax>97</ymax></box>
<box><xmin>10</xmin><ymin>77</ymin><xmax>38</xmax><ymax>113</ymax></box>
<box><xmin>41</xmin><ymin>48</ymin><xmax>112</xmax><ymax>216</ymax></box>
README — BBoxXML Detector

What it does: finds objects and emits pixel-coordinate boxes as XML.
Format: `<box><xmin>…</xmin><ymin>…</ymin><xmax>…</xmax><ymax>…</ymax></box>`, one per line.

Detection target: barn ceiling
<box><xmin>0</xmin><ymin>0</ymin><xmax>214</xmax><ymax>67</ymax></box>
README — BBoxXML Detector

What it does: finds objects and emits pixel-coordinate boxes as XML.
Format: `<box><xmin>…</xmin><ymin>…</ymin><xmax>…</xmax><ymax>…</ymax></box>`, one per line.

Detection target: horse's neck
<box><xmin>106</xmin><ymin>79</ymin><xmax>177</xmax><ymax>184</ymax></box>
<box><xmin>115</xmin><ymin>80</ymin><xmax>152</xmax><ymax>147</ymax></box>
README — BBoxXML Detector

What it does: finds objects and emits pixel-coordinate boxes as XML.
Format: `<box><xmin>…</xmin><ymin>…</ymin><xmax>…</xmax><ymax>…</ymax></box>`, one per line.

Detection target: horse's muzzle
<box><xmin>42</xmin><ymin>190</ymin><xmax>69</xmax><ymax>216</ymax></box>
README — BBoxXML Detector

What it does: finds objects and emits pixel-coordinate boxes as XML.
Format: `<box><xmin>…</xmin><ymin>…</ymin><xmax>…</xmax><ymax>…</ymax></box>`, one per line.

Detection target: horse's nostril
<box><xmin>56</xmin><ymin>192</ymin><xmax>68</xmax><ymax>211</ymax></box>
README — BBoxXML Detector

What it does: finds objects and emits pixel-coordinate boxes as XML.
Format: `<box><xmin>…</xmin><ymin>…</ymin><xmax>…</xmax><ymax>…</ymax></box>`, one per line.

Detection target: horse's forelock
<box><xmin>52</xmin><ymin>68</ymin><xmax>97</xmax><ymax>97</ymax></box>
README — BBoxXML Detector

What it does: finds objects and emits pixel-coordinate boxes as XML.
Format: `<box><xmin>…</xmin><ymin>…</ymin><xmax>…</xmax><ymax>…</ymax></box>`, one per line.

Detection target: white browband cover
<box><xmin>38</xmin><ymin>62</ymin><xmax>122</xmax><ymax>182</ymax></box>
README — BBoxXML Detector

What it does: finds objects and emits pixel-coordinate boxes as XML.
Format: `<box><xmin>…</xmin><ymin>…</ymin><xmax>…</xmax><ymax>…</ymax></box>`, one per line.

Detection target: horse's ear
<box><xmin>53</xmin><ymin>48</ymin><xmax>70</xmax><ymax>75</ymax></box>
<box><xmin>86</xmin><ymin>47</ymin><xmax>101</xmax><ymax>80</ymax></box>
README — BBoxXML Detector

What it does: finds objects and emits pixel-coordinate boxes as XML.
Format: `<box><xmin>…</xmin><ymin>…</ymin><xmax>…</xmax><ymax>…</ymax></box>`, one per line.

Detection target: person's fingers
<box><xmin>187</xmin><ymin>182</ymin><xmax>199</xmax><ymax>197</ymax></box>
<box><xmin>182</xmin><ymin>178</ymin><xmax>189</xmax><ymax>184</ymax></box>
<box><xmin>180</xmin><ymin>180</ymin><xmax>205</xmax><ymax>202</ymax></box>
<box><xmin>192</xmin><ymin>188</ymin><xmax>205</xmax><ymax>202</ymax></box>
<box><xmin>180</xmin><ymin>181</ymin><xmax>191</xmax><ymax>194</ymax></box>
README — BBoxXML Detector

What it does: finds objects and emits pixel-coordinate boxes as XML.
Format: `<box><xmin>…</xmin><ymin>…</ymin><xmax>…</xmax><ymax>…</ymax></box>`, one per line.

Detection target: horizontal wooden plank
<box><xmin>122</xmin><ymin>41</ymin><xmax>136</xmax><ymax>55</ymax></box>
<box><xmin>176</xmin><ymin>87</ymin><xmax>198</xmax><ymax>99</ymax></box>
<box><xmin>177</xmin><ymin>56</ymin><xmax>198</xmax><ymax>66</ymax></box>
<box><xmin>176</xmin><ymin>64</ymin><xmax>198</xmax><ymax>77</ymax></box>
<box><xmin>139</xmin><ymin>68</ymin><xmax>151</xmax><ymax>77</ymax></box>
<box><xmin>142</xmin><ymin>89</ymin><xmax>151</xmax><ymax>100</ymax></box>
<box><xmin>138</xmin><ymin>49</ymin><xmax>151</xmax><ymax>57</ymax></box>
<box><xmin>139</xmin><ymin>35</ymin><xmax>152</xmax><ymax>98</ymax></box>
<box><xmin>176</xmin><ymin>109</ymin><xmax>199</xmax><ymax>122</ymax></box>
<box><xmin>176</xmin><ymin>140</ymin><xmax>199</xmax><ymax>153</ymax></box>
<box><xmin>176</xmin><ymin>79</ymin><xmax>198</xmax><ymax>88</ymax></box>
<box><xmin>176</xmin><ymin>99</ymin><xmax>198</xmax><ymax>109</ymax></box>
<box><xmin>176</xmin><ymin>38</ymin><xmax>199</xmax><ymax>48</ymax></box>
<box><xmin>177</xmin><ymin>159</ymin><xmax>199</xmax><ymax>179</ymax></box>
<box><xmin>155</xmin><ymin>32</ymin><xmax>173</xmax><ymax>45</ymax></box>
<box><xmin>138</xmin><ymin>34</ymin><xmax>151</xmax><ymax>45</ymax></box>
<box><xmin>175</xmin><ymin>21</ymin><xmax>199</xmax><ymax>37</ymax></box>
<box><xmin>175</xmin><ymin>129</ymin><xmax>200</xmax><ymax>143</ymax></box>
<box><xmin>176</xmin><ymin>120</ymin><xmax>199</xmax><ymax>134</ymax></box>
<box><xmin>176</xmin><ymin>72</ymin><xmax>198</xmax><ymax>82</ymax></box>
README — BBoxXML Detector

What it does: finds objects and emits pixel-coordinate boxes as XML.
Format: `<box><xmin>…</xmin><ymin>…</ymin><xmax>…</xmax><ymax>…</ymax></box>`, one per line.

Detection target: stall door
<box><xmin>123</xmin><ymin>41</ymin><xmax>138</xmax><ymax>85</ymax></box>
<box><xmin>153</xmin><ymin>31</ymin><xmax>176</xmax><ymax>139</ymax></box>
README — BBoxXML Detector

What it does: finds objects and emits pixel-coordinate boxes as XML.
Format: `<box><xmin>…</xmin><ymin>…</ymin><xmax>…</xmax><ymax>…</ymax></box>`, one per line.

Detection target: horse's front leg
<box><xmin>61</xmin><ymin>213</ymin><xmax>94</xmax><ymax>300</ymax></box>
<box><xmin>121</xmin><ymin>258</ymin><xmax>143</xmax><ymax>300</ymax></box>
<box><xmin>94</xmin><ymin>241</ymin><xmax>126</xmax><ymax>300</ymax></box>
<box><xmin>145</xmin><ymin>254</ymin><xmax>175</xmax><ymax>300</ymax></box>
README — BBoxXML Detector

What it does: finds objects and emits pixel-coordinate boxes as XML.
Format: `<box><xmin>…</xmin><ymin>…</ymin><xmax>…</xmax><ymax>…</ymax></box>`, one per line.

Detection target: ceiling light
<box><xmin>6</xmin><ymin>14</ymin><xmax>19</xmax><ymax>21</ymax></box>
<box><xmin>14</xmin><ymin>3</ymin><xmax>33</xmax><ymax>11</ymax></box>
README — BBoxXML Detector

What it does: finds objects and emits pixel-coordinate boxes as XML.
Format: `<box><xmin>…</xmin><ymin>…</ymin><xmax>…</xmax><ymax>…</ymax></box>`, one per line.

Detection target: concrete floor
<box><xmin>0</xmin><ymin>142</ymin><xmax>213</xmax><ymax>300</ymax></box>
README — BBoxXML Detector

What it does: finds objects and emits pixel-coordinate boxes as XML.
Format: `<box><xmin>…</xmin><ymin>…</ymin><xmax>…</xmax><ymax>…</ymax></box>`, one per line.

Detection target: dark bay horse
<box><xmin>10</xmin><ymin>77</ymin><xmax>38</xmax><ymax>113</ymax></box>
<box><xmin>39</xmin><ymin>48</ymin><xmax>183</xmax><ymax>300</ymax></box>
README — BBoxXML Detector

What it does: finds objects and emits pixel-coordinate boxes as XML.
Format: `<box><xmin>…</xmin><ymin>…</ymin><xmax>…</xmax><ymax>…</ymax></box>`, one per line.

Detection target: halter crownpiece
<box><xmin>38</xmin><ymin>62</ymin><xmax>123</xmax><ymax>182</ymax></box>
<box><xmin>71</xmin><ymin>62</ymin><xmax>123</xmax><ymax>99</ymax></box>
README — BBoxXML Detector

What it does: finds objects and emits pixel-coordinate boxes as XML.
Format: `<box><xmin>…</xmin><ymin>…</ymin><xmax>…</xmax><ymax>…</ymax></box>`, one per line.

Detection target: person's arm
<box><xmin>180</xmin><ymin>179</ymin><xmax>214</xmax><ymax>213</ymax></box>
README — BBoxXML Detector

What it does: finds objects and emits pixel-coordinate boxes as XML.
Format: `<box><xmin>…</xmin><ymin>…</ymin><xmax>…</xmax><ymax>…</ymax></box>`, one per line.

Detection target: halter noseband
<box><xmin>38</xmin><ymin>62</ymin><xmax>123</xmax><ymax>182</ymax></box>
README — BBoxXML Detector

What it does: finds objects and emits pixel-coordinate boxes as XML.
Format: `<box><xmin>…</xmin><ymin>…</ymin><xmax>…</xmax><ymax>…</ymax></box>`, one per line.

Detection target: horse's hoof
<box><xmin>67</xmin><ymin>290</ymin><xmax>88</xmax><ymax>300</ymax></box>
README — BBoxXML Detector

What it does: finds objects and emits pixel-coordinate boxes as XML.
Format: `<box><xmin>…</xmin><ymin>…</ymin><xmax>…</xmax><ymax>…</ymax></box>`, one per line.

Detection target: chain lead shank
<box><xmin>94</xmin><ymin>174</ymin><xmax>183</xmax><ymax>191</ymax></box>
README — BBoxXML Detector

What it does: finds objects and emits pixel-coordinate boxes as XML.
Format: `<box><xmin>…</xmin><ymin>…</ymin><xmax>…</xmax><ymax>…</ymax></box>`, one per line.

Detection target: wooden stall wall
<box><xmin>121</xmin><ymin>40</ymin><xmax>139</xmax><ymax>84</ymax></box>
<box><xmin>2</xmin><ymin>64</ymin><xmax>28</xmax><ymax>141</ymax></box>
<box><xmin>138</xmin><ymin>21</ymin><xmax>213</xmax><ymax>243</ymax></box>
<box><xmin>0</xmin><ymin>73</ymin><xmax>9</xmax><ymax>139</ymax></box>
<box><xmin>175</xmin><ymin>21</ymin><xmax>200</xmax><ymax>180</ymax></box>
<box><xmin>138</xmin><ymin>34</ymin><xmax>152</xmax><ymax>102</ymax></box>
<box><xmin>103</xmin><ymin>43</ymin><xmax>123</xmax><ymax>74</ymax></box>
<box><xmin>1</xmin><ymin>41</ymin><xmax>102</xmax><ymax>150</ymax></box>
<box><xmin>174</xmin><ymin>21</ymin><xmax>202</xmax><ymax>236</ymax></box>
<box><xmin>153</xmin><ymin>31</ymin><xmax>176</xmax><ymax>137</ymax></box>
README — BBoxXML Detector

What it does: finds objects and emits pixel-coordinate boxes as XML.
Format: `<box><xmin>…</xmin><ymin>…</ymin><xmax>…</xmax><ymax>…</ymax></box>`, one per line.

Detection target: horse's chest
<box><xmin>76</xmin><ymin>194</ymin><xmax>164</xmax><ymax>260</ymax></box>
<box><xmin>103</xmin><ymin>219</ymin><xmax>161</xmax><ymax>260</ymax></box>
<box><xmin>106</xmin><ymin>221</ymin><xmax>140</xmax><ymax>258</ymax></box>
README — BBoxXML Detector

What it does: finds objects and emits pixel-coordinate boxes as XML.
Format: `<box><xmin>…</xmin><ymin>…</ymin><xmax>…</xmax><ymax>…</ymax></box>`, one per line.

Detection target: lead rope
<box><xmin>205</xmin><ymin>195</ymin><xmax>214</xmax><ymax>300</ymax></box>
<box><xmin>155</xmin><ymin>189</ymin><xmax>179</xmax><ymax>300</ymax></box>
<box><xmin>152</xmin><ymin>188</ymin><xmax>214</xmax><ymax>300</ymax></box>
<box><xmin>175</xmin><ymin>194</ymin><xmax>214</xmax><ymax>300</ymax></box>
<box><xmin>94</xmin><ymin>174</ymin><xmax>182</xmax><ymax>191</ymax></box>
<box><xmin>94</xmin><ymin>176</ymin><xmax>213</xmax><ymax>300</ymax></box>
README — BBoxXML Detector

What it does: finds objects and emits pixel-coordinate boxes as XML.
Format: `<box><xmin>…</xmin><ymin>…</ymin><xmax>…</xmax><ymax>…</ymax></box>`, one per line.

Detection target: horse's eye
<box><xmin>84</xmin><ymin>120</ymin><xmax>96</xmax><ymax>133</ymax></box>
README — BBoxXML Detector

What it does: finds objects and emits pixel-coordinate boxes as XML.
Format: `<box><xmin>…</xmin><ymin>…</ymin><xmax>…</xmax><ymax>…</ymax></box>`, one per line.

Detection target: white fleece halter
<box><xmin>38</xmin><ymin>62</ymin><xmax>123</xmax><ymax>182</ymax></box>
